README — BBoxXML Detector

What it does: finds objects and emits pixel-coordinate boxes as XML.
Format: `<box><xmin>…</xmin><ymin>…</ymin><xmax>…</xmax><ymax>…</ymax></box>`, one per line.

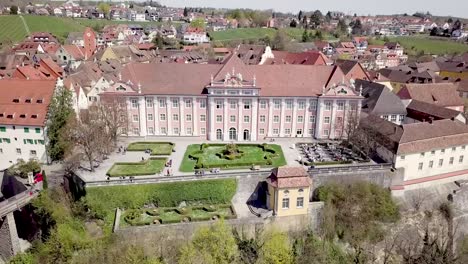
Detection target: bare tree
<box><xmin>97</xmin><ymin>96</ymin><xmax>129</xmax><ymax>147</ymax></box>
<box><xmin>344</xmin><ymin>106</ymin><xmax>360</xmax><ymax>142</ymax></box>
<box><xmin>62</xmin><ymin>107</ymin><xmax>108</xmax><ymax>172</ymax></box>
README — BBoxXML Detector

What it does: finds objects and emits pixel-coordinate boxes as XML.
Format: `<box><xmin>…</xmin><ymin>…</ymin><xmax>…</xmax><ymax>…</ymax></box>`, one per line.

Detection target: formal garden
<box><xmin>127</xmin><ymin>142</ymin><xmax>175</xmax><ymax>155</ymax></box>
<box><xmin>106</xmin><ymin>157</ymin><xmax>167</xmax><ymax>177</ymax></box>
<box><xmin>121</xmin><ymin>204</ymin><xmax>236</xmax><ymax>226</ymax></box>
<box><xmin>83</xmin><ymin>179</ymin><xmax>237</xmax><ymax>230</ymax></box>
<box><xmin>179</xmin><ymin>143</ymin><xmax>286</xmax><ymax>172</ymax></box>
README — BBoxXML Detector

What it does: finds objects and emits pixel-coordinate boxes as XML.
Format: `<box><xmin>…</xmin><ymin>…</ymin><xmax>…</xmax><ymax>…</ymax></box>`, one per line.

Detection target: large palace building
<box><xmin>99</xmin><ymin>54</ymin><xmax>364</xmax><ymax>141</ymax></box>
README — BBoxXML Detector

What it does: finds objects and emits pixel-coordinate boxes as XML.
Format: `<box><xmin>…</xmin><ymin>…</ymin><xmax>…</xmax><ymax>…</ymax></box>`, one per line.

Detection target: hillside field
<box><xmin>371</xmin><ymin>36</ymin><xmax>468</xmax><ymax>56</ymax></box>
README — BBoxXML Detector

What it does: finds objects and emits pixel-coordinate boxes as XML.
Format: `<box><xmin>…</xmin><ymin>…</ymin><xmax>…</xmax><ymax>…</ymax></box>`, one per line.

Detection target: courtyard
<box><xmin>179</xmin><ymin>143</ymin><xmax>286</xmax><ymax>172</ymax></box>
<box><xmin>296</xmin><ymin>142</ymin><xmax>370</xmax><ymax>166</ymax></box>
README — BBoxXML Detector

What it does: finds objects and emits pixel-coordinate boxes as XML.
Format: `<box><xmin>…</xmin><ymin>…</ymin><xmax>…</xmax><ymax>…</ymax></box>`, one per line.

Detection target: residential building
<box><xmin>404</xmin><ymin>99</ymin><xmax>466</xmax><ymax>124</ymax></box>
<box><xmin>182</xmin><ymin>27</ymin><xmax>209</xmax><ymax>44</ymax></box>
<box><xmin>0</xmin><ymin>80</ymin><xmax>58</xmax><ymax>170</ymax></box>
<box><xmin>355</xmin><ymin>79</ymin><xmax>407</xmax><ymax>124</ymax></box>
<box><xmin>266</xmin><ymin>166</ymin><xmax>312</xmax><ymax>217</ymax></box>
<box><xmin>397</xmin><ymin>83</ymin><xmax>465</xmax><ymax>112</ymax></box>
<box><xmin>359</xmin><ymin>115</ymin><xmax>468</xmax><ymax>190</ymax></box>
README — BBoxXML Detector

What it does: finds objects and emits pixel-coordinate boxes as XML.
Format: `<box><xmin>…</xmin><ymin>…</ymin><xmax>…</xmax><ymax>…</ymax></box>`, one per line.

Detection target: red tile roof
<box><xmin>398</xmin><ymin>83</ymin><xmax>464</xmax><ymax>108</ymax></box>
<box><xmin>0</xmin><ymin>80</ymin><xmax>56</xmax><ymax>126</ymax></box>
<box><xmin>62</xmin><ymin>45</ymin><xmax>86</xmax><ymax>60</ymax></box>
<box><xmin>267</xmin><ymin>166</ymin><xmax>312</xmax><ymax>188</ymax></box>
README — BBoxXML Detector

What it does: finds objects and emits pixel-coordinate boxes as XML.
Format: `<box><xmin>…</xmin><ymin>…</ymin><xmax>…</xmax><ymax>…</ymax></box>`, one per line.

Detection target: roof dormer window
<box><xmin>36</xmin><ymin>99</ymin><xmax>43</xmax><ymax>104</ymax></box>
<box><xmin>12</xmin><ymin>99</ymin><xmax>20</xmax><ymax>103</ymax></box>
<box><xmin>25</xmin><ymin>99</ymin><xmax>32</xmax><ymax>103</ymax></box>
<box><xmin>7</xmin><ymin>114</ymin><xmax>14</xmax><ymax>119</ymax></box>
<box><xmin>19</xmin><ymin>114</ymin><xmax>26</xmax><ymax>118</ymax></box>
<box><xmin>31</xmin><ymin>114</ymin><xmax>38</xmax><ymax>119</ymax></box>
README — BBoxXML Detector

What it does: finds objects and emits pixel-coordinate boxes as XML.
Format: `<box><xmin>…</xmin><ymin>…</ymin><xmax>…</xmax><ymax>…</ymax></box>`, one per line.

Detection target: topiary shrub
<box><xmin>146</xmin><ymin>208</ymin><xmax>160</xmax><ymax>216</ymax></box>
<box><xmin>204</xmin><ymin>205</ymin><xmax>218</xmax><ymax>212</ymax></box>
<box><xmin>124</xmin><ymin>209</ymin><xmax>142</xmax><ymax>224</ymax></box>
<box><xmin>176</xmin><ymin>207</ymin><xmax>192</xmax><ymax>215</ymax></box>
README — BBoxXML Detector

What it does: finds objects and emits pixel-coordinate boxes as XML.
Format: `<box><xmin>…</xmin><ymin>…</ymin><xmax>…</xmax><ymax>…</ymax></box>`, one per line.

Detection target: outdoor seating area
<box><xmin>297</xmin><ymin>142</ymin><xmax>369</xmax><ymax>166</ymax></box>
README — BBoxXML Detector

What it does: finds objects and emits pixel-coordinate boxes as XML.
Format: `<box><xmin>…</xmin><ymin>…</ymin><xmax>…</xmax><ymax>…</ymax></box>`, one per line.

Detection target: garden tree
<box><xmin>10</xmin><ymin>5</ymin><xmax>18</xmax><ymax>14</ymax></box>
<box><xmin>302</xmin><ymin>29</ymin><xmax>311</xmax><ymax>42</ymax></box>
<box><xmin>251</xmin><ymin>11</ymin><xmax>270</xmax><ymax>27</ymax></box>
<box><xmin>298</xmin><ymin>10</ymin><xmax>303</xmax><ymax>21</ymax></box>
<box><xmin>343</xmin><ymin>106</ymin><xmax>360</xmax><ymax>142</ymax></box>
<box><xmin>97</xmin><ymin>2</ymin><xmax>111</xmax><ymax>18</ymax></box>
<box><xmin>7</xmin><ymin>159</ymin><xmax>41</xmax><ymax>178</ymax></box>
<box><xmin>46</xmin><ymin>85</ymin><xmax>74</xmax><ymax>161</ymax></box>
<box><xmin>153</xmin><ymin>32</ymin><xmax>164</xmax><ymax>49</ymax></box>
<box><xmin>317</xmin><ymin>182</ymin><xmax>399</xmax><ymax>262</ymax></box>
<box><xmin>453</xmin><ymin>19</ymin><xmax>462</xmax><ymax>31</ymax></box>
<box><xmin>272</xmin><ymin>29</ymin><xmax>290</xmax><ymax>51</ymax></box>
<box><xmin>183</xmin><ymin>7</ymin><xmax>188</xmax><ymax>17</ymax></box>
<box><xmin>325</xmin><ymin>11</ymin><xmax>332</xmax><ymax>22</ymax></box>
<box><xmin>351</xmin><ymin>19</ymin><xmax>363</xmax><ymax>35</ymax></box>
<box><xmin>62</xmin><ymin>106</ymin><xmax>109</xmax><ymax>172</ymax></box>
<box><xmin>190</xmin><ymin>18</ymin><xmax>206</xmax><ymax>29</ymax></box>
<box><xmin>294</xmin><ymin>232</ymin><xmax>350</xmax><ymax>264</ymax></box>
<box><xmin>337</xmin><ymin>19</ymin><xmax>348</xmax><ymax>35</ymax></box>
<box><xmin>302</xmin><ymin>15</ymin><xmax>308</xmax><ymax>28</ymax></box>
<box><xmin>315</xmin><ymin>30</ymin><xmax>323</xmax><ymax>40</ymax></box>
<box><xmin>310</xmin><ymin>10</ymin><xmax>323</xmax><ymax>28</ymax></box>
<box><xmin>178</xmin><ymin>220</ymin><xmax>239</xmax><ymax>264</ymax></box>
<box><xmin>256</xmin><ymin>231</ymin><xmax>293</xmax><ymax>264</ymax></box>
<box><xmin>96</xmin><ymin>97</ymin><xmax>129</xmax><ymax>147</ymax></box>
<box><xmin>233</xmin><ymin>229</ymin><xmax>261</xmax><ymax>264</ymax></box>
<box><xmin>290</xmin><ymin>19</ymin><xmax>298</xmax><ymax>28</ymax></box>
<box><xmin>41</xmin><ymin>170</ymin><xmax>48</xmax><ymax>189</ymax></box>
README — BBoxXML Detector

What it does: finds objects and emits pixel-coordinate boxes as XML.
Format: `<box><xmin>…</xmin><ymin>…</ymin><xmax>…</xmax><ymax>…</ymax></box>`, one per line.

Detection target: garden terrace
<box><xmin>297</xmin><ymin>142</ymin><xmax>370</xmax><ymax>166</ymax></box>
<box><xmin>107</xmin><ymin>157</ymin><xmax>167</xmax><ymax>177</ymax></box>
<box><xmin>83</xmin><ymin>179</ymin><xmax>237</xmax><ymax>230</ymax></box>
<box><xmin>121</xmin><ymin>204</ymin><xmax>236</xmax><ymax>226</ymax></box>
<box><xmin>180</xmin><ymin>143</ymin><xmax>286</xmax><ymax>172</ymax></box>
<box><xmin>127</xmin><ymin>142</ymin><xmax>174</xmax><ymax>155</ymax></box>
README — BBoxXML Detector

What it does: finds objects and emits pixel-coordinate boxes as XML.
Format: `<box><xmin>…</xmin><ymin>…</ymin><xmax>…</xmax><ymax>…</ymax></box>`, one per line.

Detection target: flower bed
<box><xmin>127</xmin><ymin>142</ymin><xmax>175</xmax><ymax>155</ymax></box>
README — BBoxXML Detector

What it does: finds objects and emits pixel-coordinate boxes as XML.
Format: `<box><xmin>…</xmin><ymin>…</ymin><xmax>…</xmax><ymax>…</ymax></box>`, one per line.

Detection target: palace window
<box><xmin>260</xmin><ymin>100</ymin><xmax>267</xmax><ymax>109</ymax></box>
<box><xmin>133</xmin><ymin>128</ymin><xmax>139</xmax><ymax>135</ymax></box>
<box><xmin>285</xmin><ymin>128</ymin><xmax>291</xmax><ymax>135</ymax></box>
<box><xmin>325</xmin><ymin>101</ymin><xmax>332</xmax><ymax>110</ymax></box>
<box><xmin>285</xmin><ymin>116</ymin><xmax>291</xmax><ymax>123</ymax></box>
<box><xmin>310</xmin><ymin>101</ymin><xmax>317</xmax><ymax>110</ymax></box>
<box><xmin>216</xmin><ymin>115</ymin><xmax>222</xmax><ymax>122</ymax></box>
<box><xmin>286</xmin><ymin>100</ymin><xmax>293</xmax><ymax>109</ymax></box>
<box><xmin>146</xmin><ymin>98</ymin><xmax>153</xmax><ymax>108</ymax></box>
<box><xmin>172</xmin><ymin>98</ymin><xmax>179</xmax><ymax>108</ymax></box>
<box><xmin>200</xmin><ymin>115</ymin><xmax>206</xmax><ymax>122</ymax></box>
<box><xmin>200</xmin><ymin>128</ymin><xmax>206</xmax><ymax>135</ymax></box>
<box><xmin>243</xmin><ymin>100</ymin><xmax>251</xmax><ymax>109</ymax></box>
<box><xmin>297</xmin><ymin>116</ymin><xmax>304</xmax><ymax>123</ymax></box>
<box><xmin>273</xmin><ymin>115</ymin><xmax>279</xmax><ymax>123</ymax></box>
<box><xmin>259</xmin><ymin>128</ymin><xmax>265</xmax><ymax>135</ymax></box>
<box><xmin>148</xmin><ymin>127</ymin><xmax>154</xmax><ymax>134</ymax></box>
<box><xmin>324</xmin><ymin>117</ymin><xmax>330</xmax><ymax>124</ymax></box>
<box><xmin>230</xmin><ymin>115</ymin><xmax>236</xmax><ymax>123</ymax></box>
<box><xmin>160</xmin><ymin>114</ymin><xmax>166</xmax><ymax>121</ymax></box>
<box><xmin>274</xmin><ymin>100</ymin><xmax>281</xmax><ymax>109</ymax></box>
<box><xmin>273</xmin><ymin>128</ymin><xmax>279</xmax><ymax>135</ymax></box>
<box><xmin>132</xmin><ymin>115</ymin><xmax>139</xmax><ymax>122</ymax></box>
<box><xmin>298</xmin><ymin>100</ymin><xmax>305</xmax><ymax>110</ymax></box>
<box><xmin>159</xmin><ymin>99</ymin><xmax>166</xmax><ymax>108</ymax></box>
<box><xmin>186</xmin><ymin>114</ymin><xmax>192</xmax><ymax>121</ymax></box>
<box><xmin>230</xmin><ymin>100</ymin><xmax>237</xmax><ymax>109</ymax></box>
<box><xmin>161</xmin><ymin>127</ymin><xmax>167</xmax><ymax>134</ymax></box>
<box><xmin>309</xmin><ymin>116</ymin><xmax>316</xmax><ymax>123</ymax></box>
<box><xmin>297</xmin><ymin>129</ymin><xmax>302</xmax><ymax>135</ymax></box>
<box><xmin>173</xmin><ymin>127</ymin><xmax>179</xmax><ymax>134</ymax></box>
<box><xmin>185</xmin><ymin>99</ymin><xmax>192</xmax><ymax>108</ymax></box>
<box><xmin>260</xmin><ymin>115</ymin><xmax>266</xmax><ymax>123</ymax></box>
<box><xmin>216</xmin><ymin>100</ymin><xmax>223</xmax><ymax>109</ymax></box>
<box><xmin>131</xmin><ymin>99</ymin><xmax>138</xmax><ymax>108</ymax></box>
<box><xmin>147</xmin><ymin>114</ymin><xmax>153</xmax><ymax>121</ymax></box>
<box><xmin>186</xmin><ymin>127</ymin><xmax>192</xmax><ymax>135</ymax></box>
<box><xmin>199</xmin><ymin>100</ymin><xmax>206</xmax><ymax>109</ymax></box>
<box><xmin>172</xmin><ymin>114</ymin><xmax>179</xmax><ymax>121</ymax></box>
<box><xmin>337</xmin><ymin>101</ymin><xmax>345</xmax><ymax>110</ymax></box>
<box><xmin>244</xmin><ymin>116</ymin><xmax>250</xmax><ymax>123</ymax></box>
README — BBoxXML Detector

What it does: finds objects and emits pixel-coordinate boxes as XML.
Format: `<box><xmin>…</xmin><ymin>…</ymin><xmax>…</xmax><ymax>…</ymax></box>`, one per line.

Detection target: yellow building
<box><xmin>266</xmin><ymin>166</ymin><xmax>312</xmax><ymax>217</ymax></box>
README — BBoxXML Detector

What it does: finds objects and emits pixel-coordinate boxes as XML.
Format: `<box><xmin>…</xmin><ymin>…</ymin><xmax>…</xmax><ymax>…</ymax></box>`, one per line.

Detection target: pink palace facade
<box><xmin>100</xmin><ymin>54</ymin><xmax>364</xmax><ymax>141</ymax></box>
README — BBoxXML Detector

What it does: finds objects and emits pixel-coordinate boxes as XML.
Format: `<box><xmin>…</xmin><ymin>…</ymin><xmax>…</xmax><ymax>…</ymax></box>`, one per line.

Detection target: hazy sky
<box><xmin>157</xmin><ymin>0</ymin><xmax>466</xmax><ymax>18</ymax></box>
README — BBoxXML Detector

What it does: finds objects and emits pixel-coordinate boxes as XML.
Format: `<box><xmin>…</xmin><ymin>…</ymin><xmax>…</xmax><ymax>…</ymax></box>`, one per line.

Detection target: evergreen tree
<box><xmin>183</xmin><ymin>7</ymin><xmax>188</xmax><ymax>17</ymax></box>
<box><xmin>41</xmin><ymin>170</ymin><xmax>48</xmax><ymax>189</ymax></box>
<box><xmin>46</xmin><ymin>85</ymin><xmax>74</xmax><ymax>161</ymax></box>
<box><xmin>302</xmin><ymin>15</ymin><xmax>308</xmax><ymax>29</ymax></box>
<box><xmin>298</xmin><ymin>10</ymin><xmax>303</xmax><ymax>21</ymax></box>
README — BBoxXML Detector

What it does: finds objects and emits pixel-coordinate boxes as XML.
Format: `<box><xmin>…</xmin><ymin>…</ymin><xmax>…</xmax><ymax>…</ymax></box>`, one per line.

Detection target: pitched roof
<box><xmin>118</xmin><ymin>55</ymin><xmax>348</xmax><ymax>97</ymax></box>
<box><xmin>0</xmin><ymin>80</ymin><xmax>56</xmax><ymax>126</ymax></box>
<box><xmin>355</xmin><ymin>79</ymin><xmax>407</xmax><ymax>116</ymax></box>
<box><xmin>267</xmin><ymin>166</ymin><xmax>312</xmax><ymax>188</ymax></box>
<box><xmin>264</xmin><ymin>51</ymin><xmax>330</xmax><ymax>66</ymax></box>
<box><xmin>398</xmin><ymin>83</ymin><xmax>464</xmax><ymax>107</ymax></box>
<box><xmin>62</xmin><ymin>45</ymin><xmax>86</xmax><ymax>60</ymax></box>
<box><xmin>360</xmin><ymin>115</ymin><xmax>468</xmax><ymax>155</ymax></box>
<box><xmin>406</xmin><ymin>99</ymin><xmax>462</xmax><ymax>121</ymax></box>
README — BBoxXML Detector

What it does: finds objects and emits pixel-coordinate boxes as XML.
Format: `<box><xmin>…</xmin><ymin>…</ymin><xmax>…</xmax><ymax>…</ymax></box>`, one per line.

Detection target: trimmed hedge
<box><xmin>107</xmin><ymin>157</ymin><xmax>167</xmax><ymax>177</ymax></box>
<box><xmin>127</xmin><ymin>142</ymin><xmax>175</xmax><ymax>155</ymax></box>
<box><xmin>84</xmin><ymin>179</ymin><xmax>237</xmax><ymax>220</ymax></box>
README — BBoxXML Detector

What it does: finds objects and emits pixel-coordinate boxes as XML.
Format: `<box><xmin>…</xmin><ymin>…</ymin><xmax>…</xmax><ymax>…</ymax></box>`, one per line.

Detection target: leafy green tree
<box><xmin>153</xmin><ymin>32</ymin><xmax>164</xmax><ymax>49</ymax></box>
<box><xmin>302</xmin><ymin>29</ymin><xmax>310</xmax><ymax>42</ymax></box>
<box><xmin>10</xmin><ymin>5</ymin><xmax>18</xmax><ymax>15</ymax></box>
<box><xmin>294</xmin><ymin>232</ymin><xmax>350</xmax><ymax>264</ymax></box>
<box><xmin>272</xmin><ymin>29</ymin><xmax>290</xmax><ymax>50</ymax></box>
<box><xmin>178</xmin><ymin>220</ymin><xmax>239</xmax><ymax>264</ymax></box>
<box><xmin>46</xmin><ymin>86</ymin><xmax>74</xmax><ymax>161</ymax></box>
<box><xmin>8</xmin><ymin>253</ymin><xmax>35</xmax><ymax>264</ymax></box>
<box><xmin>315</xmin><ymin>30</ymin><xmax>323</xmax><ymax>40</ymax></box>
<box><xmin>190</xmin><ymin>18</ymin><xmax>206</xmax><ymax>29</ymax></box>
<box><xmin>97</xmin><ymin>2</ymin><xmax>110</xmax><ymax>18</ymax></box>
<box><xmin>337</xmin><ymin>19</ymin><xmax>348</xmax><ymax>35</ymax></box>
<box><xmin>7</xmin><ymin>159</ymin><xmax>41</xmax><ymax>178</ymax></box>
<box><xmin>257</xmin><ymin>231</ymin><xmax>293</xmax><ymax>264</ymax></box>
<box><xmin>351</xmin><ymin>19</ymin><xmax>363</xmax><ymax>35</ymax></box>
<box><xmin>310</xmin><ymin>10</ymin><xmax>323</xmax><ymax>28</ymax></box>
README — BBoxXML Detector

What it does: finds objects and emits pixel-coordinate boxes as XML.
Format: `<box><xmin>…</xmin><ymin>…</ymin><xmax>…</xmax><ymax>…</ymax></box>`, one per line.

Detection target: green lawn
<box><xmin>370</xmin><ymin>36</ymin><xmax>468</xmax><ymax>56</ymax></box>
<box><xmin>24</xmin><ymin>15</ymin><xmax>85</xmax><ymax>41</ymax></box>
<box><xmin>127</xmin><ymin>142</ymin><xmax>174</xmax><ymax>155</ymax></box>
<box><xmin>0</xmin><ymin>15</ymin><xmax>27</xmax><ymax>47</ymax></box>
<box><xmin>180</xmin><ymin>144</ymin><xmax>286</xmax><ymax>172</ymax></box>
<box><xmin>107</xmin><ymin>158</ymin><xmax>166</xmax><ymax>177</ymax></box>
